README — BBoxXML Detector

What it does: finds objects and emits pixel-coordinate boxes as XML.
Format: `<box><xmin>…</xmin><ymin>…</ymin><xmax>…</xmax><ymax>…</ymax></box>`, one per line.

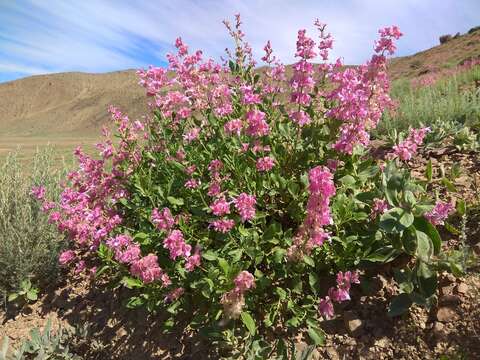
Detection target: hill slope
<box><xmin>0</xmin><ymin>70</ymin><xmax>147</xmax><ymax>138</ymax></box>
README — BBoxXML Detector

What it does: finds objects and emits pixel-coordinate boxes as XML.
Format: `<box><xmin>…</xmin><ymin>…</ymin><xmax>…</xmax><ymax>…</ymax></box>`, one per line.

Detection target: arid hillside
<box><xmin>0</xmin><ymin>70</ymin><xmax>147</xmax><ymax>138</ymax></box>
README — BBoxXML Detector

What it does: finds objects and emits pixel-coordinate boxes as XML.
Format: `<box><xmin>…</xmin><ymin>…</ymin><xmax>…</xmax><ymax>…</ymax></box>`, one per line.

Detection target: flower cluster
<box><xmin>392</xmin><ymin>127</ymin><xmax>431</xmax><ymax>161</ymax></box>
<box><xmin>318</xmin><ymin>271</ymin><xmax>360</xmax><ymax>319</ymax></box>
<box><xmin>234</xmin><ymin>193</ymin><xmax>256</xmax><ymax>222</ymax></box>
<box><xmin>327</xmin><ymin>26</ymin><xmax>403</xmax><ymax>154</ymax></box>
<box><xmin>371</xmin><ymin>198</ymin><xmax>389</xmax><ymax>219</ymax></box>
<box><xmin>288</xmin><ymin>166</ymin><xmax>335</xmax><ymax>260</ymax></box>
<box><xmin>425</xmin><ymin>201</ymin><xmax>454</xmax><ymax>226</ymax></box>
<box><xmin>151</xmin><ymin>207</ymin><xmax>175</xmax><ymax>231</ymax></box>
<box><xmin>221</xmin><ymin>271</ymin><xmax>255</xmax><ymax>319</ymax></box>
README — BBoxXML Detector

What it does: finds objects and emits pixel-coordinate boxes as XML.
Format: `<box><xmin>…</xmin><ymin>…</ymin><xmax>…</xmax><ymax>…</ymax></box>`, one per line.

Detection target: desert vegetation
<box><xmin>1</xmin><ymin>15</ymin><xmax>479</xmax><ymax>360</ymax></box>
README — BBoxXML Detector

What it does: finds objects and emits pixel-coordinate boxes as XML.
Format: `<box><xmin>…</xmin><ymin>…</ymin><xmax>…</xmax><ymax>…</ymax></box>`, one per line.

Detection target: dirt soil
<box><xmin>1</xmin><ymin>148</ymin><xmax>479</xmax><ymax>360</ymax></box>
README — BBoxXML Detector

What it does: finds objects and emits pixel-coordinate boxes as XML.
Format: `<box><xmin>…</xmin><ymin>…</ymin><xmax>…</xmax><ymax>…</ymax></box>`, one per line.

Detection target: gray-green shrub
<box><xmin>0</xmin><ymin>148</ymin><xmax>66</xmax><ymax>298</ymax></box>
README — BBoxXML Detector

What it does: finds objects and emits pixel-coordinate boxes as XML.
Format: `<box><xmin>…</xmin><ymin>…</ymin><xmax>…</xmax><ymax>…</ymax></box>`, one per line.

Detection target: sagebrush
<box><xmin>0</xmin><ymin>148</ymin><xmax>66</xmax><ymax>298</ymax></box>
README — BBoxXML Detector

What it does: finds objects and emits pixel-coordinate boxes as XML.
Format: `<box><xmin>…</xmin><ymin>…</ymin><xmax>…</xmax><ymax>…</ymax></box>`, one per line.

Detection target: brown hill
<box><xmin>388</xmin><ymin>27</ymin><xmax>480</xmax><ymax>80</ymax></box>
<box><xmin>0</xmin><ymin>70</ymin><xmax>147</xmax><ymax>138</ymax></box>
<box><xmin>0</xmin><ymin>28</ymin><xmax>478</xmax><ymax>157</ymax></box>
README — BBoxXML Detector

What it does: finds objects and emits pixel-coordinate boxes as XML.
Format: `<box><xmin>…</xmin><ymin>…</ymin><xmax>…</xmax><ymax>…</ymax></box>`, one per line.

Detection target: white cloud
<box><xmin>0</xmin><ymin>0</ymin><xmax>479</xmax><ymax>81</ymax></box>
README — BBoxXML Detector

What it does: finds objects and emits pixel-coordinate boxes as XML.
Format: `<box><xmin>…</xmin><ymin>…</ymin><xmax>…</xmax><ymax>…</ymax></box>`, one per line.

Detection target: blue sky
<box><xmin>1</xmin><ymin>0</ymin><xmax>479</xmax><ymax>83</ymax></box>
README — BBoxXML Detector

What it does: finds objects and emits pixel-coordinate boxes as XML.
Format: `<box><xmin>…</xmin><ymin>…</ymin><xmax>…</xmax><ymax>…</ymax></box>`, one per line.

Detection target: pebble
<box><xmin>344</xmin><ymin>311</ymin><xmax>364</xmax><ymax>337</ymax></box>
<box><xmin>436</xmin><ymin>307</ymin><xmax>459</xmax><ymax>322</ymax></box>
<box><xmin>326</xmin><ymin>346</ymin><xmax>340</xmax><ymax>360</ymax></box>
<box><xmin>455</xmin><ymin>283</ymin><xmax>469</xmax><ymax>295</ymax></box>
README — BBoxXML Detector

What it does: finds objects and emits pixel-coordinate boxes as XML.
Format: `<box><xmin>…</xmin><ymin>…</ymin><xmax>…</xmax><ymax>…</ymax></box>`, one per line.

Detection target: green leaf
<box><xmin>340</xmin><ymin>175</ymin><xmax>356</xmax><ymax>187</ymax></box>
<box><xmin>416</xmin><ymin>262</ymin><xmax>437</xmax><ymax>298</ymax></box>
<box><xmin>202</xmin><ymin>251</ymin><xmax>217</xmax><ymax>261</ymax></box>
<box><xmin>20</xmin><ymin>279</ymin><xmax>31</xmax><ymax>291</ymax></box>
<box><xmin>126</xmin><ymin>296</ymin><xmax>145</xmax><ymax>309</ymax></box>
<box><xmin>26</xmin><ymin>289</ymin><xmax>38</xmax><ymax>301</ymax></box>
<box><xmin>275</xmin><ymin>287</ymin><xmax>287</xmax><ymax>300</ymax></box>
<box><xmin>121</xmin><ymin>276</ymin><xmax>144</xmax><ymax>289</ymax></box>
<box><xmin>441</xmin><ymin>178</ymin><xmax>457</xmax><ymax>192</ymax></box>
<box><xmin>308</xmin><ymin>273</ymin><xmax>319</xmax><ymax>293</ymax></box>
<box><xmin>167</xmin><ymin>196</ymin><xmax>184</xmax><ymax>206</ymax></box>
<box><xmin>218</xmin><ymin>258</ymin><xmax>230</xmax><ymax>275</ymax></box>
<box><xmin>416</xmin><ymin>230</ymin><xmax>433</xmax><ymax>262</ymax></box>
<box><xmin>379</xmin><ymin>208</ymin><xmax>414</xmax><ymax>233</ymax></box>
<box><xmin>8</xmin><ymin>293</ymin><xmax>19</xmax><ymax>302</ymax></box>
<box><xmin>404</xmin><ymin>191</ymin><xmax>416</xmax><ymax>207</ymax></box>
<box><xmin>307</xmin><ymin>326</ymin><xmax>325</xmax><ymax>346</ymax></box>
<box><xmin>413</xmin><ymin>217</ymin><xmax>442</xmax><ymax>254</ymax></box>
<box><xmin>241</xmin><ymin>312</ymin><xmax>256</xmax><ymax>335</ymax></box>
<box><xmin>426</xmin><ymin>160</ymin><xmax>433</xmax><ymax>182</ymax></box>
<box><xmin>303</xmin><ymin>255</ymin><xmax>315</xmax><ymax>267</ymax></box>
<box><xmin>388</xmin><ymin>293</ymin><xmax>412</xmax><ymax>317</ymax></box>
<box><xmin>364</xmin><ymin>246</ymin><xmax>400</xmax><ymax>263</ymax></box>
<box><xmin>273</xmin><ymin>247</ymin><xmax>286</xmax><ymax>263</ymax></box>
<box><xmin>401</xmin><ymin>227</ymin><xmax>417</xmax><ymax>255</ymax></box>
<box><xmin>456</xmin><ymin>199</ymin><xmax>466</xmax><ymax>216</ymax></box>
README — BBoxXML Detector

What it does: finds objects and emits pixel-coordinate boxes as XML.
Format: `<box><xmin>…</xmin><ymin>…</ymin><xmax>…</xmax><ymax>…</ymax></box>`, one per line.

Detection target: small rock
<box><xmin>436</xmin><ymin>307</ymin><xmax>459</xmax><ymax>323</ymax></box>
<box><xmin>374</xmin><ymin>337</ymin><xmax>390</xmax><ymax>348</ymax></box>
<box><xmin>325</xmin><ymin>346</ymin><xmax>340</xmax><ymax>360</ymax></box>
<box><xmin>440</xmin><ymin>273</ymin><xmax>456</xmax><ymax>285</ymax></box>
<box><xmin>439</xmin><ymin>284</ymin><xmax>455</xmax><ymax>296</ymax></box>
<box><xmin>440</xmin><ymin>294</ymin><xmax>461</xmax><ymax>305</ymax></box>
<box><xmin>455</xmin><ymin>282</ymin><xmax>469</xmax><ymax>295</ymax></box>
<box><xmin>432</xmin><ymin>322</ymin><xmax>446</xmax><ymax>340</ymax></box>
<box><xmin>344</xmin><ymin>311</ymin><xmax>364</xmax><ymax>337</ymax></box>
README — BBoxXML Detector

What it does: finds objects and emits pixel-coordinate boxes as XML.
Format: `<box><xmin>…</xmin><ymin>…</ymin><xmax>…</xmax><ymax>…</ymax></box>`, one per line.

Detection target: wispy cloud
<box><xmin>1</xmin><ymin>0</ymin><xmax>479</xmax><ymax>82</ymax></box>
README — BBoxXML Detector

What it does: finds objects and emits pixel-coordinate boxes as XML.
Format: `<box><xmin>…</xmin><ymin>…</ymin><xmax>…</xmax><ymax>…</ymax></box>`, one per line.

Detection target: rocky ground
<box><xmin>1</xmin><ymin>146</ymin><xmax>479</xmax><ymax>360</ymax></box>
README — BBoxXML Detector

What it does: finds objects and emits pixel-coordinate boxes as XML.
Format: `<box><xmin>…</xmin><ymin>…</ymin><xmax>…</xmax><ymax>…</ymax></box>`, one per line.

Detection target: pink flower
<box><xmin>240</xmin><ymin>85</ymin><xmax>261</xmax><ymax>105</ymax></box>
<box><xmin>183</xmin><ymin>127</ymin><xmax>201</xmax><ymax>143</ymax></box>
<box><xmin>425</xmin><ymin>201</ymin><xmax>454</xmax><ymax>226</ymax></box>
<box><xmin>208</xmin><ymin>181</ymin><xmax>222</xmax><ymax>197</ymax></box>
<box><xmin>151</xmin><ymin>207</ymin><xmax>175</xmax><ymax>231</ymax></box>
<box><xmin>106</xmin><ymin>234</ymin><xmax>141</xmax><ymax>264</ymax></box>
<box><xmin>75</xmin><ymin>260</ymin><xmax>86</xmax><ymax>274</ymax></box>
<box><xmin>210</xmin><ymin>219</ymin><xmax>235</xmax><ymax>233</ymax></box>
<box><xmin>246</xmin><ymin>109</ymin><xmax>270</xmax><ymax>137</ymax></box>
<box><xmin>234</xmin><ymin>193</ymin><xmax>256</xmax><ymax>222</ymax></box>
<box><xmin>318</xmin><ymin>296</ymin><xmax>334</xmax><ymax>319</ymax></box>
<box><xmin>210</xmin><ymin>197</ymin><xmax>230</xmax><ymax>216</ymax></box>
<box><xmin>392</xmin><ymin>127</ymin><xmax>431</xmax><ymax>161</ymax></box>
<box><xmin>256</xmin><ymin>156</ymin><xmax>275</xmax><ymax>172</ymax></box>
<box><xmin>208</xmin><ymin>159</ymin><xmax>224</xmax><ymax>173</ymax></box>
<box><xmin>185</xmin><ymin>246</ymin><xmax>201</xmax><ymax>272</ymax></box>
<box><xmin>224</xmin><ymin>119</ymin><xmax>243</xmax><ymax>136</ymax></box>
<box><xmin>185</xmin><ymin>165</ymin><xmax>196</xmax><ymax>175</ymax></box>
<box><xmin>185</xmin><ymin>178</ymin><xmax>200</xmax><ymax>189</ymax></box>
<box><xmin>31</xmin><ymin>186</ymin><xmax>46</xmax><ymax>200</ymax></box>
<box><xmin>326</xmin><ymin>159</ymin><xmax>340</xmax><ymax>172</ymax></box>
<box><xmin>59</xmin><ymin>250</ymin><xmax>75</xmax><ymax>265</ymax></box>
<box><xmin>163</xmin><ymin>229</ymin><xmax>191</xmax><ymax>260</ymax></box>
<box><xmin>371</xmin><ymin>198</ymin><xmax>389</xmax><ymax>219</ymax></box>
<box><xmin>130</xmin><ymin>254</ymin><xmax>164</xmax><ymax>284</ymax></box>
<box><xmin>289</xmin><ymin>110</ymin><xmax>311</xmax><ymax>126</ymax></box>
<box><xmin>234</xmin><ymin>271</ymin><xmax>255</xmax><ymax>293</ymax></box>
<box><xmin>165</xmin><ymin>287</ymin><xmax>185</xmax><ymax>303</ymax></box>
<box><xmin>42</xmin><ymin>201</ymin><xmax>56</xmax><ymax>212</ymax></box>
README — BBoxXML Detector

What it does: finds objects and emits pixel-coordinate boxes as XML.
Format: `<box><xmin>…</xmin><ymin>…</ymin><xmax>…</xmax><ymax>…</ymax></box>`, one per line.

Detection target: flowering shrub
<box><xmin>39</xmin><ymin>15</ymin><xmax>462</xmax><ymax>349</ymax></box>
